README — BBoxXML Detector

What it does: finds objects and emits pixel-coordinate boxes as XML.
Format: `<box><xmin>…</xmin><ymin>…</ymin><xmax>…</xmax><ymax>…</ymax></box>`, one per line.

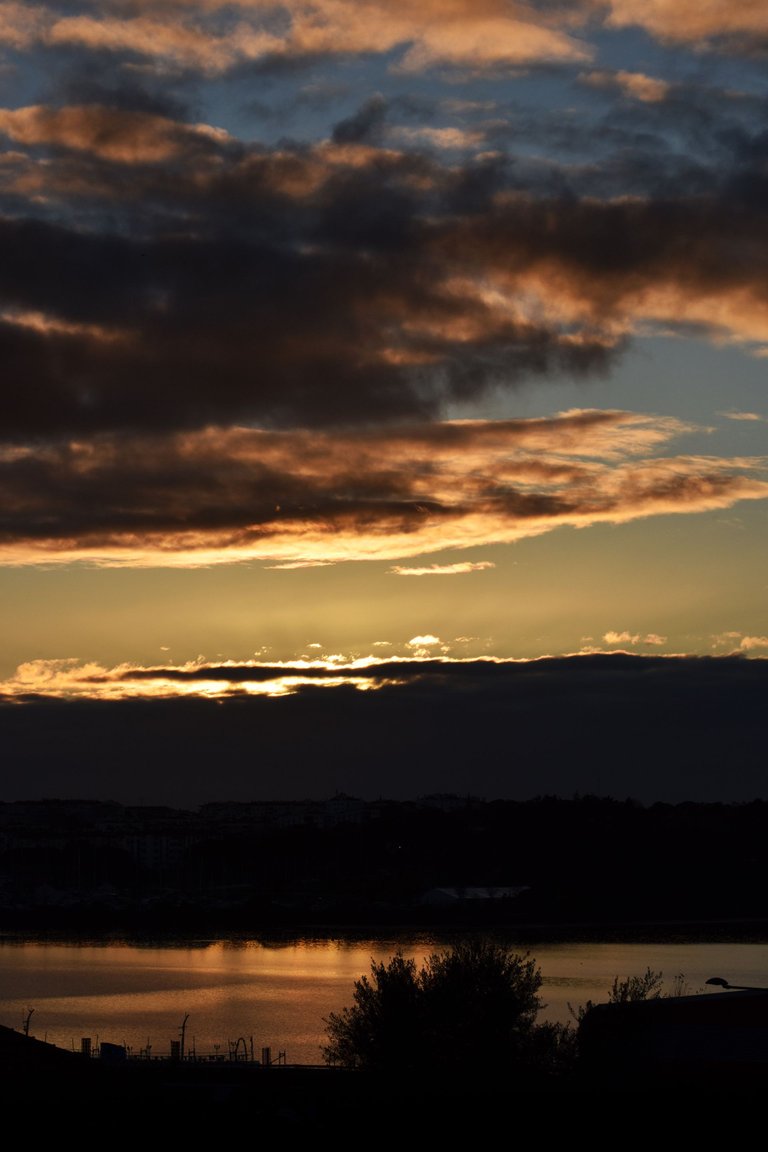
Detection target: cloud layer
<box><xmin>0</xmin><ymin>410</ymin><xmax>765</xmax><ymax>564</ymax></box>
<box><xmin>0</xmin><ymin>2</ymin><xmax>766</xmax><ymax>568</ymax></box>
<box><xmin>1</xmin><ymin>140</ymin><xmax>768</xmax><ymax>445</ymax></box>
<box><xmin>1</xmin><ymin>653</ymin><xmax>765</xmax><ymax>806</ymax></box>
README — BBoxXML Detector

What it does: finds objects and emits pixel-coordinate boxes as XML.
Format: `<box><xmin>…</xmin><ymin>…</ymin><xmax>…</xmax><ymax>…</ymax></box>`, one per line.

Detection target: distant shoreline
<box><xmin>2</xmin><ymin>917</ymin><xmax>768</xmax><ymax>946</ymax></box>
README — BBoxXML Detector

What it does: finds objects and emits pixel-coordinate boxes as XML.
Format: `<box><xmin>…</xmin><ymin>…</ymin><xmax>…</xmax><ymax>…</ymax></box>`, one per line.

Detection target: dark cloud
<box><xmin>478</xmin><ymin>80</ymin><xmax>768</xmax><ymax>200</ymax></box>
<box><xmin>0</xmin><ymin>193</ymin><xmax>621</xmax><ymax>440</ymax></box>
<box><xmin>332</xmin><ymin>94</ymin><xmax>388</xmax><ymax>144</ymax></box>
<box><xmin>1</xmin><ymin>655</ymin><xmax>765</xmax><ymax>807</ymax></box>
<box><xmin>54</xmin><ymin>72</ymin><xmax>197</xmax><ymax>123</ymax></box>
<box><xmin>0</xmin><ymin>72</ymin><xmax>764</xmax><ymax>437</ymax></box>
<box><xmin>0</xmin><ymin>68</ymin><xmax>764</xmax><ymax>444</ymax></box>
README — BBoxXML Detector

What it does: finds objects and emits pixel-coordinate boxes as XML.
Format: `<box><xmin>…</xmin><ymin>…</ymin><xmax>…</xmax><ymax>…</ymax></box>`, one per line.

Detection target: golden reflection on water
<box><xmin>1</xmin><ymin>937</ymin><xmax>767</xmax><ymax>1065</ymax></box>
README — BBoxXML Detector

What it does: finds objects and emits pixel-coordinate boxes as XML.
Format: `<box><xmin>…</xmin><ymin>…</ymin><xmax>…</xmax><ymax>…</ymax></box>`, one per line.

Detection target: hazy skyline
<box><xmin>0</xmin><ymin>3</ymin><xmax>766</xmax><ymax>803</ymax></box>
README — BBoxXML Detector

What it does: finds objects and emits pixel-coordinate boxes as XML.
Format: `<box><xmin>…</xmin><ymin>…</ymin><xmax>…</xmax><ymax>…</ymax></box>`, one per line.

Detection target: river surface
<box><xmin>2</xmin><ymin>933</ymin><xmax>768</xmax><ymax>1065</ymax></box>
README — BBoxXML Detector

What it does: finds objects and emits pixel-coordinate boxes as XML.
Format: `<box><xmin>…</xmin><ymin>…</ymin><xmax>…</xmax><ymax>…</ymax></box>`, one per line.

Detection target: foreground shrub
<box><xmin>321</xmin><ymin>938</ymin><xmax>572</xmax><ymax>1076</ymax></box>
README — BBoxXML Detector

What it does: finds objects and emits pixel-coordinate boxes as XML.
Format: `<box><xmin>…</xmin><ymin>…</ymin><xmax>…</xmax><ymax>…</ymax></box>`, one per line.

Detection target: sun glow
<box><xmin>0</xmin><ymin>656</ymin><xmax>414</xmax><ymax>701</ymax></box>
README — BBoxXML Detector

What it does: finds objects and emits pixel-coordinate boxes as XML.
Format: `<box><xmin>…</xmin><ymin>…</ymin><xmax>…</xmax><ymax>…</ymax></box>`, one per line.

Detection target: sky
<box><xmin>0</xmin><ymin>1</ymin><xmax>766</xmax><ymax>806</ymax></box>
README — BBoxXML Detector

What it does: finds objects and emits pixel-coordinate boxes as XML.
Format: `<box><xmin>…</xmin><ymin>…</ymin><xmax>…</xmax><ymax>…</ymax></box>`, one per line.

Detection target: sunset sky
<box><xmin>0</xmin><ymin>2</ymin><xmax>766</xmax><ymax>804</ymax></box>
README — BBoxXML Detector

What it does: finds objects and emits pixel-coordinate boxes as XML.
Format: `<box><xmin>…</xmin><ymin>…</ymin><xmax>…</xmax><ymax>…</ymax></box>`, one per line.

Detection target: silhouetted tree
<box><xmin>321</xmin><ymin>951</ymin><xmax>422</xmax><ymax>1070</ymax></box>
<box><xmin>321</xmin><ymin>939</ymin><xmax>574</xmax><ymax>1076</ymax></box>
<box><xmin>569</xmin><ymin>966</ymin><xmax>670</xmax><ymax>1025</ymax></box>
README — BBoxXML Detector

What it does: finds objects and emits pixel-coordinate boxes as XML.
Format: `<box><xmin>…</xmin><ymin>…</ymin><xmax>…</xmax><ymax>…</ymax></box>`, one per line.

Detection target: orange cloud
<box><xmin>0</xmin><ymin>1</ymin><xmax>46</xmax><ymax>48</ymax></box>
<box><xmin>738</xmin><ymin>635</ymin><xmax>768</xmax><ymax>651</ymax></box>
<box><xmin>2</xmin><ymin>1</ymin><xmax>763</xmax><ymax>81</ymax></box>
<box><xmin>602</xmin><ymin>0</ymin><xmax>768</xmax><ymax>45</ymax></box>
<box><xmin>0</xmin><ymin>411</ymin><xmax>765</xmax><ymax>567</ymax></box>
<box><xmin>0</xmin><ymin>104</ymin><xmax>230</xmax><ymax>164</ymax></box>
<box><xmin>0</xmin><ymin>656</ymin><xmax>382</xmax><ymax>699</ymax></box>
<box><xmin>392</xmin><ymin>126</ymin><xmax>486</xmax><ymax>150</ymax></box>
<box><xmin>0</xmin><ymin>308</ymin><xmax>127</xmax><ymax>343</ymax></box>
<box><xmin>427</xmin><ymin>199</ymin><xmax>768</xmax><ymax>355</ymax></box>
<box><xmin>391</xmin><ymin>10</ymin><xmax>590</xmax><ymax>71</ymax></box>
<box><xmin>48</xmin><ymin>12</ymin><xmax>283</xmax><ymax>72</ymax></box>
<box><xmin>390</xmin><ymin>561</ymin><xmax>496</xmax><ymax>575</ymax></box>
<box><xmin>604</xmin><ymin>630</ymin><xmax>668</xmax><ymax>646</ymax></box>
<box><xmin>0</xmin><ymin>2</ymin><xmax>592</xmax><ymax>74</ymax></box>
<box><xmin>581</xmin><ymin>69</ymin><xmax>671</xmax><ymax>102</ymax></box>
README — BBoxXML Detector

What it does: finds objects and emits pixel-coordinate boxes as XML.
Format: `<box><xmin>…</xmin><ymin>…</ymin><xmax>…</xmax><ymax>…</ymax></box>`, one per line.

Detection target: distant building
<box><xmin>416</xmin><ymin>794</ymin><xmax>484</xmax><ymax>812</ymax></box>
<box><xmin>122</xmin><ymin>833</ymin><xmax>188</xmax><ymax>872</ymax></box>
<box><xmin>418</xmin><ymin>885</ymin><xmax>530</xmax><ymax>906</ymax></box>
<box><xmin>319</xmin><ymin>793</ymin><xmax>365</xmax><ymax>827</ymax></box>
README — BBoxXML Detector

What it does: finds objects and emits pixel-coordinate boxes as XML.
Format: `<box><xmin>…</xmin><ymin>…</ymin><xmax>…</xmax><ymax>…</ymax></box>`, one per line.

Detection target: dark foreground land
<box><xmin>3</xmin><ymin>1017</ymin><xmax>767</xmax><ymax>1137</ymax></box>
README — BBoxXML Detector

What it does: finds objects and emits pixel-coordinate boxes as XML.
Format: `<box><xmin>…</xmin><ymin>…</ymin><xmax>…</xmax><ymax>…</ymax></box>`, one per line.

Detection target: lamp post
<box><xmin>706</xmin><ymin>977</ymin><xmax>768</xmax><ymax>991</ymax></box>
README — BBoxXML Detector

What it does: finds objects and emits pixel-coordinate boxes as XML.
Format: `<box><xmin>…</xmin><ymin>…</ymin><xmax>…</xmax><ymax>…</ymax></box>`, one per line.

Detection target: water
<box><xmin>2</xmin><ymin>933</ymin><xmax>767</xmax><ymax>1065</ymax></box>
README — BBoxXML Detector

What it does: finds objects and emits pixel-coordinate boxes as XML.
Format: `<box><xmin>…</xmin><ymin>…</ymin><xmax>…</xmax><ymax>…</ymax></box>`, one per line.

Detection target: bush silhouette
<box><xmin>321</xmin><ymin>938</ymin><xmax>575</xmax><ymax>1077</ymax></box>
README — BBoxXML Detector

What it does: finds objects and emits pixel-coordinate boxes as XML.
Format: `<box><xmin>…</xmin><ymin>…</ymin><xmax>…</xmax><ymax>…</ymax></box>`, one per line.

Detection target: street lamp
<box><xmin>706</xmin><ymin>977</ymin><xmax>768</xmax><ymax>991</ymax></box>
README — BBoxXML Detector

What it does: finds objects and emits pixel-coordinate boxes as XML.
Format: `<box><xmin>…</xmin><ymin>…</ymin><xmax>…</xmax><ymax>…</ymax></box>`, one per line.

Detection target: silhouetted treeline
<box><xmin>1</xmin><ymin>793</ymin><xmax>767</xmax><ymax>933</ymax></box>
